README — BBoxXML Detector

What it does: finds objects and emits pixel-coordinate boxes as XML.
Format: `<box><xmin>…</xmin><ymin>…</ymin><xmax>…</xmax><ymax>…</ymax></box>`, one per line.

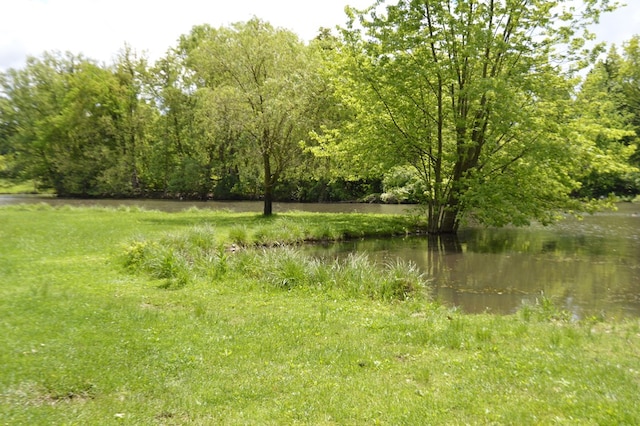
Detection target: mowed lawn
<box><xmin>1</xmin><ymin>204</ymin><xmax>639</xmax><ymax>425</ymax></box>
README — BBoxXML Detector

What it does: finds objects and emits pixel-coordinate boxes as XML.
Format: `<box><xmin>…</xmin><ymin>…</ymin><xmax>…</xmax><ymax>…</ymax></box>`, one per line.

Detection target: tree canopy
<box><xmin>0</xmin><ymin>2</ymin><xmax>638</xmax><ymax>228</ymax></box>
<box><xmin>181</xmin><ymin>19</ymin><xmax>324</xmax><ymax>215</ymax></box>
<box><xmin>314</xmin><ymin>0</ymin><xmax>629</xmax><ymax>233</ymax></box>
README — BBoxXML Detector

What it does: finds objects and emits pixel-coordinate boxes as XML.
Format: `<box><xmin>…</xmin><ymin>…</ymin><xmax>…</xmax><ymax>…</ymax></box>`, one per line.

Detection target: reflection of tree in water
<box><xmin>422</xmin><ymin>234</ymin><xmax>462</xmax><ymax>283</ymax></box>
<box><xmin>426</xmin><ymin>234</ymin><xmax>463</xmax><ymax>253</ymax></box>
<box><xmin>410</xmin><ymin>227</ymin><xmax>637</xmax><ymax>316</ymax></box>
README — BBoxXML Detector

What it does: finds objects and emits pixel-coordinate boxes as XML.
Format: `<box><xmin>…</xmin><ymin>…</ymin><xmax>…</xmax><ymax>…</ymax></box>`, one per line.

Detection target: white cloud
<box><xmin>0</xmin><ymin>0</ymin><xmax>372</xmax><ymax>70</ymax></box>
<box><xmin>1</xmin><ymin>0</ymin><xmax>638</xmax><ymax>71</ymax></box>
<box><xmin>592</xmin><ymin>2</ymin><xmax>640</xmax><ymax>48</ymax></box>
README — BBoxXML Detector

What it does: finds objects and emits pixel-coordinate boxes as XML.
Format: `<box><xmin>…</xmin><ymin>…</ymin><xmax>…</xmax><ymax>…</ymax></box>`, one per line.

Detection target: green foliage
<box><xmin>0</xmin><ymin>25</ymin><xmax>330</xmax><ymax>204</ymax></box>
<box><xmin>182</xmin><ymin>19</ymin><xmax>326</xmax><ymax>215</ymax></box>
<box><xmin>0</xmin><ymin>178</ymin><xmax>41</xmax><ymax>194</ymax></box>
<box><xmin>619</xmin><ymin>36</ymin><xmax>640</xmax><ymax>167</ymax></box>
<box><xmin>166</xmin><ymin>157</ymin><xmax>211</xmax><ymax>197</ymax></box>
<box><xmin>572</xmin><ymin>43</ymin><xmax>640</xmax><ymax>198</ymax></box>
<box><xmin>0</xmin><ymin>50</ymin><xmax>156</xmax><ymax>197</ymax></box>
<box><xmin>321</xmin><ymin>0</ymin><xmax>626</xmax><ymax>233</ymax></box>
<box><xmin>3</xmin><ymin>9</ymin><xmax>640</xmax><ymax>227</ymax></box>
<box><xmin>381</xmin><ymin>166</ymin><xmax>427</xmax><ymax>204</ymax></box>
<box><xmin>274</xmin><ymin>176</ymin><xmax>382</xmax><ymax>202</ymax></box>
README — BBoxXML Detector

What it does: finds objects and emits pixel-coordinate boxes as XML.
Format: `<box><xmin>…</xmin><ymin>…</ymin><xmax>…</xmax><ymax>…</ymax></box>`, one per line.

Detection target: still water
<box><xmin>2</xmin><ymin>195</ymin><xmax>639</xmax><ymax>318</ymax></box>
<box><xmin>305</xmin><ymin>203</ymin><xmax>640</xmax><ymax>319</ymax></box>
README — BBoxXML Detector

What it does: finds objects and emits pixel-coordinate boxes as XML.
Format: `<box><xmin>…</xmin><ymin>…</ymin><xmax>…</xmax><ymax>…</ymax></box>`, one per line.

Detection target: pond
<box><xmin>304</xmin><ymin>203</ymin><xmax>640</xmax><ymax>320</ymax></box>
<box><xmin>2</xmin><ymin>195</ymin><xmax>639</xmax><ymax>318</ymax></box>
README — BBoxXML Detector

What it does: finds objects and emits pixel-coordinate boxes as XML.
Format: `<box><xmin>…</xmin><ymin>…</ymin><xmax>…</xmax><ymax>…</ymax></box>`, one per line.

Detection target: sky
<box><xmin>1</xmin><ymin>0</ymin><xmax>639</xmax><ymax>72</ymax></box>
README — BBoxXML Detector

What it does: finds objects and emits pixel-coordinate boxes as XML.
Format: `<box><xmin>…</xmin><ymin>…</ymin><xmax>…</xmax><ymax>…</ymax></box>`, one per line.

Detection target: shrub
<box><xmin>381</xmin><ymin>166</ymin><xmax>428</xmax><ymax>204</ymax></box>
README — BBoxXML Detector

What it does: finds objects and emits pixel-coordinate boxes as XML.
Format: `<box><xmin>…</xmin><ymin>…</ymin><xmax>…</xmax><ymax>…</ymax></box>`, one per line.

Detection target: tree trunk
<box><xmin>427</xmin><ymin>199</ymin><xmax>460</xmax><ymax>234</ymax></box>
<box><xmin>438</xmin><ymin>208</ymin><xmax>459</xmax><ymax>234</ymax></box>
<box><xmin>263</xmin><ymin>150</ymin><xmax>273</xmax><ymax>216</ymax></box>
<box><xmin>263</xmin><ymin>185</ymin><xmax>273</xmax><ymax>216</ymax></box>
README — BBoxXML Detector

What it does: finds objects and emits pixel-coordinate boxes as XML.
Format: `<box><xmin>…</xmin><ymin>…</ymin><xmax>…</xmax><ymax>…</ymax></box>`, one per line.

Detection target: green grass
<box><xmin>1</xmin><ymin>204</ymin><xmax>639</xmax><ymax>424</ymax></box>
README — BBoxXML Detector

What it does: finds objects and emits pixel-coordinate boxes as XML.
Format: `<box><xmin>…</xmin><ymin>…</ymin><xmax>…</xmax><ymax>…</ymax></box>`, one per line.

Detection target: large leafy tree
<box><xmin>324</xmin><ymin>0</ymin><xmax>621</xmax><ymax>233</ymax></box>
<box><xmin>147</xmin><ymin>52</ymin><xmax>201</xmax><ymax>196</ymax></box>
<box><xmin>183</xmin><ymin>19</ymin><xmax>323</xmax><ymax>215</ymax></box>
<box><xmin>104</xmin><ymin>46</ymin><xmax>157</xmax><ymax>196</ymax></box>
<box><xmin>0</xmin><ymin>54</ymin><xmax>67</xmax><ymax>185</ymax></box>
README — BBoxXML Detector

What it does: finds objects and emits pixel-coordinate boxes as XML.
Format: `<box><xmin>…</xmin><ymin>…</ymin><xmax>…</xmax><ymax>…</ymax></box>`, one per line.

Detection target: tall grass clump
<box><xmin>331</xmin><ymin>254</ymin><xmax>427</xmax><ymax>301</ymax></box>
<box><xmin>382</xmin><ymin>259</ymin><xmax>427</xmax><ymax>300</ymax></box>
<box><xmin>121</xmin><ymin>224</ymin><xmax>228</xmax><ymax>287</ymax></box>
<box><xmin>331</xmin><ymin>252</ymin><xmax>372</xmax><ymax>298</ymax></box>
<box><xmin>229</xmin><ymin>249</ymin><xmax>429</xmax><ymax>301</ymax></box>
<box><xmin>245</xmin><ymin>247</ymin><xmax>312</xmax><ymax>290</ymax></box>
<box><xmin>228</xmin><ymin>225</ymin><xmax>250</xmax><ymax>246</ymax></box>
<box><xmin>121</xmin><ymin>238</ymin><xmax>191</xmax><ymax>288</ymax></box>
<box><xmin>519</xmin><ymin>295</ymin><xmax>572</xmax><ymax>322</ymax></box>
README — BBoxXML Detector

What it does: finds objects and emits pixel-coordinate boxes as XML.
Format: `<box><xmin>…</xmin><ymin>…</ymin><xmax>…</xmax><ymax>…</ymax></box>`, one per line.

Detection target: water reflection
<box><xmin>305</xmin><ymin>204</ymin><xmax>640</xmax><ymax>319</ymax></box>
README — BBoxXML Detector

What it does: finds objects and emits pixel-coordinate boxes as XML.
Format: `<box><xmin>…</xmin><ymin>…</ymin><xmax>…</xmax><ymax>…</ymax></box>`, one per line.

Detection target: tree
<box><xmin>322</xmin><ymin>0</ymin><xmax>621</xmax><ymax>233</ymax></box>
<box><xmin>573</xmin><ymin>46</ymin><xmax>638</xmax><ymax>197</ymax></box>
<box><xmin>0</xmin><ymin>53</ymin><xmax>118</xmax><ymax>194</ymax></box>
<box><xmin>147</xmin><ymin>52</ymin><xmax>199</xmax><ymax>196</ymax></box>
<box><xmin>0</xmin><ymin>51</ymin><xmax>158</xmax><ymax>197</ymax></box>
<box><xmin>618</xmin><ymin>36</ymin><xmax>640</xmax><ymax>167</ymax></box>
<box><xmin>103</xmin><ymin>46</ymin><xmax>157</xmax><ymax>196</ymax></box>
<box><xmin>184</xmin><ymin>19</ymin><xmax>323</xmax><ymax>215</ymax></box>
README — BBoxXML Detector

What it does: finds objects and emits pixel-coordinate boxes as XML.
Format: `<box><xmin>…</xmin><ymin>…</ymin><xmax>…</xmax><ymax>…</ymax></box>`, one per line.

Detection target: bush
<box><xmin>381</xmin><ymin>166</ymin><xmax>427</xmax><ymax>204</ymax></box>
<box><xmin>576</xmin><ymin>171</ymin><xmax>640</xmax><ymax>199</ymax></box>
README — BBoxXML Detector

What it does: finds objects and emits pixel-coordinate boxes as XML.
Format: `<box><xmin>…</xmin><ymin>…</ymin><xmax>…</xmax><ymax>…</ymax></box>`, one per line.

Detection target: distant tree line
<box><xmin>1</xmin><ymin>1</ymin><xmax>639</xmax><ymax>232</ymax></box>
<box><xmin>0</xmin><ymin>21</ymin><xmax>378</xmax><ymax>215</ymax></box>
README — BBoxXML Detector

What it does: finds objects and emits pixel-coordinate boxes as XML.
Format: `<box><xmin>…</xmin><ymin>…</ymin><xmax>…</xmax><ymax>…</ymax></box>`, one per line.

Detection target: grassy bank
<box><xmin>1</xmin><ymin>205</ymin><xmax>639</xmax><ymax>424</ymax></box>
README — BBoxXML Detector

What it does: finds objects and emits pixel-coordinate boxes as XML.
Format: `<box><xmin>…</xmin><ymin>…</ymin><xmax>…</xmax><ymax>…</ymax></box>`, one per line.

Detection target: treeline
<box><xmin>0</xmin><ymin>22</ymin><xmax>372</xmax><ymax>210</ymax></box>
<box><xmin>1</xmin><ymin>1</ymin><xmax>639</xmax><ymax>231</ymax></box>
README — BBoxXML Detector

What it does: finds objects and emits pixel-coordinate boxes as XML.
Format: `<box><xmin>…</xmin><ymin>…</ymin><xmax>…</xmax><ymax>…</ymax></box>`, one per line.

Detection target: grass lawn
<box><xmin>1</xmin><ymin>204</ymin><xmax>639</xmax><ymax>424</ymax></box>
